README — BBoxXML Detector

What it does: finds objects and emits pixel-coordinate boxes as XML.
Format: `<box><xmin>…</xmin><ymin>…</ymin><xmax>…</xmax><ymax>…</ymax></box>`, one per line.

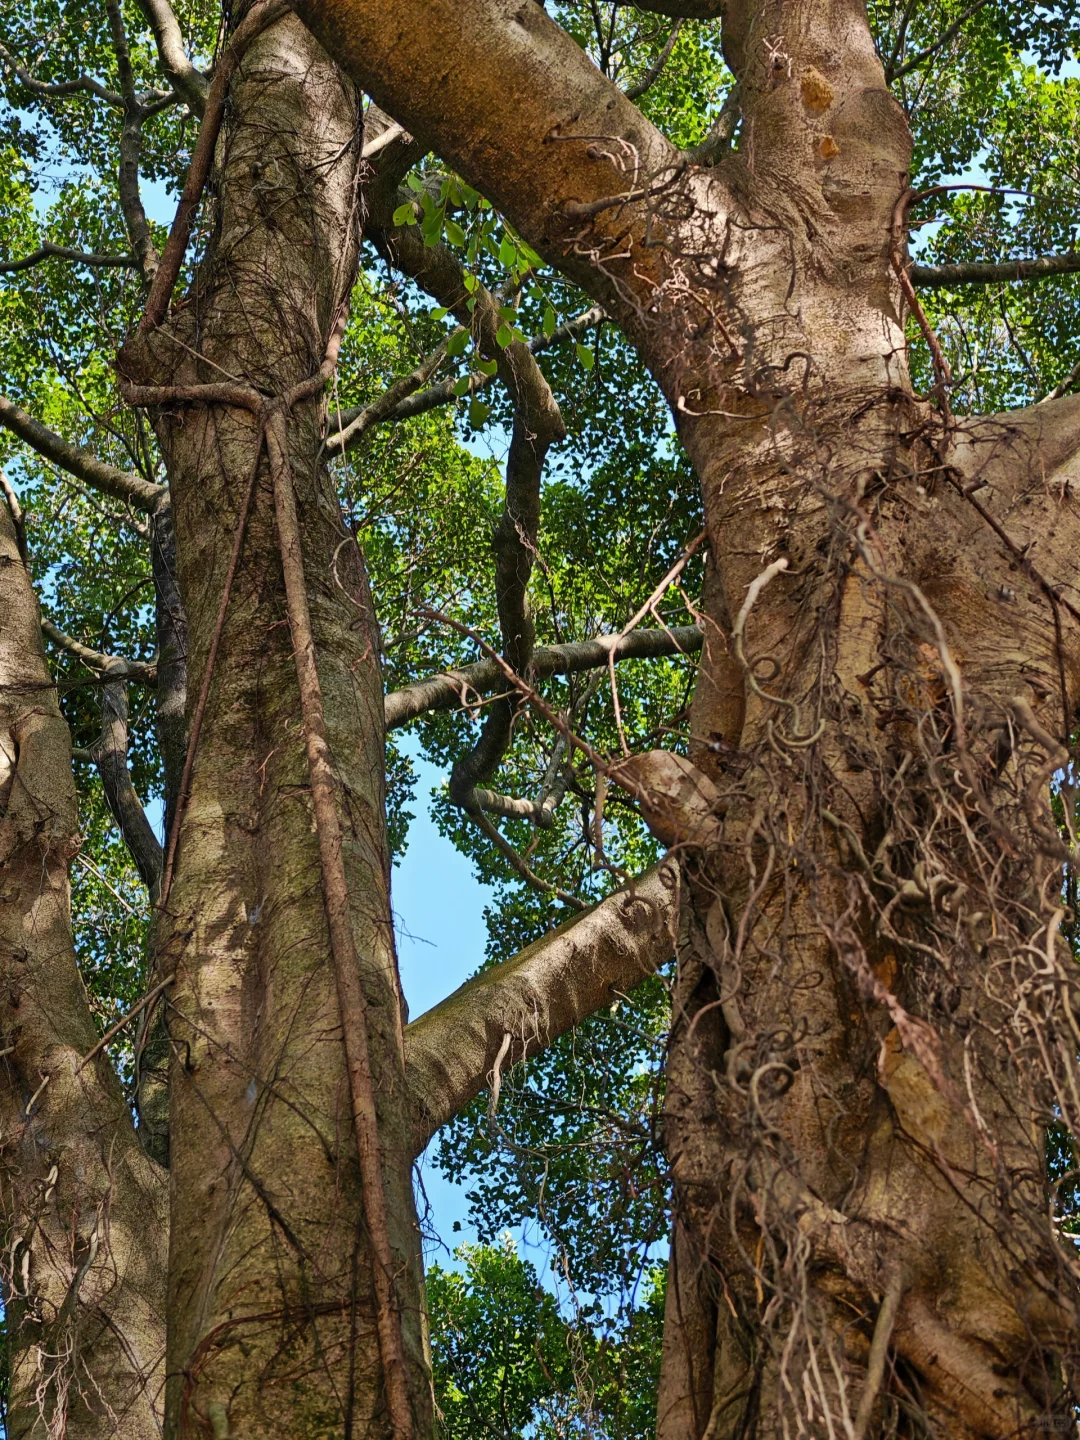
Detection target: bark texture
<box><xmin>297</xmin><ymin>2</ymin><xmax>1080</xmax><ymax>1434</ymax></box>
<box><xmin>121</xmin><ymin>17</ymin><xmax>429</xmax><ymax>1437</ymax></box>
<box><xmin>0</xmin><ymin>502</ymin><xmax>168</xmax><ymax>1439</ymax></box>
<box><xmin>405</xmin><ymin>858</ymin><xmax>680</xmax><ymax>1150</ymax></box>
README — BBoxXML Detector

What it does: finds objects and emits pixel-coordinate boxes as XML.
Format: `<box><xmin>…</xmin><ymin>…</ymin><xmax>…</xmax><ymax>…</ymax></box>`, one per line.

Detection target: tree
<box><xmin>0</xmin><ymin>0</ymin><xmax>1078</xmax><ymax>1437</ymax></box>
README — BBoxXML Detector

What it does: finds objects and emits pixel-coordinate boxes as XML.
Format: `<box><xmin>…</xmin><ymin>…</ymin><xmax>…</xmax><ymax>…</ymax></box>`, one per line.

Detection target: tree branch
<box><xmin>385</xmin><ymin>624</ymin><xmax>701</xmax><ymax>728</ymax></box>
<box><xmin>0</xmin><ymin>243</ymin><xmax>135</xmax><ymax>275</ymax></box>
<box><xmin>90</xmin><ymin>674</ymin><xmax>164</xmax><ymax>894</ymax></box>
<box><xmin>133</xmin><ymin>0</ymin><xmax>209</xmax><ymax>115</ymax></box>
<box><xmin>623</xmin><ymin>18</ymin><xmax>682</xmax><ymax>101</ymax></box>
<box><xmin>327</xmin><ymin>306</ymin><xmax>604</xmax><ymax>453</ymax></box>
<box><xmin>620</xmin><ymin>0</ymin><xmax>721</xmax><ymax>14</ymax></box>
<box><xmin>886</xmin><ymin>0</ymin><xmax>993</xmax><ymax>83</ymax></box>
<box><xmin>103</xmin><ymin>0</ymin><xmax>160</xmax><ymax>284</ymax></box>
<box><xmin>0</xmin><ymin>467</ymin><xmax>26</xmax><ymax>562</ymax></box>
<box><xmin>685</xmin><ymin>84</ymin><xmax>740</xmax><ymax>167</ymax></box>
<box><xmin>404</xmin><ymin>857</ymin><xmax>679</xmax><ymax>1152</ymax></box>
<box><xmin>41</xmin><ymin>619</ymin><xmax>156</xmax><ymax>682</ymax></box>
<box><xmin>0</xmin><ymin>393</ymin><xmax>165</xmax><ymax>512</ymax></box>
<box><xmin>293</xmin><ymin>0</ymin><xmax>683</xmax><ymax>324</ymax></box>
<box><xmin>911</xmin><ymin>253</ymin><xmax>1080</xmax><ymax>288</ymax></box>
<box><xmin>0</xmin><ymin>40</ymin><xmax>124</xmax><ymax>107</ymax></box>
<box><xmin>39</xmin><ymin>621</ymin><xmax>162</xmax><ymax>891</ymax></box>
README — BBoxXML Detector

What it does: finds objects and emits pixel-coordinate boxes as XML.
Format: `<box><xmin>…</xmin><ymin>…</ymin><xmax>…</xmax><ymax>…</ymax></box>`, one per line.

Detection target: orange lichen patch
<box><xmin>818</xmin><ymin>135</ymin><xmax>840</xmax><ymax>160</ymax></box>
<box><xmin>873</xmin><ymin>953</ymin><xmax>898</xmax><ymax>991</ymax></box>
<box><xmin>801</xmin><ymin>67</ymin><xmax>834</xmax><ymax>112</ymax></box>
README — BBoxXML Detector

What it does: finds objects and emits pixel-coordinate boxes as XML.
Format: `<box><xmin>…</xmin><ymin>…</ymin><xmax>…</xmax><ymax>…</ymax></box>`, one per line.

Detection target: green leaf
<box><xmin>476</xmin><ymin>357</ymin><xmax>498</xmax><ymax>377</ymax></box>
<box><xmin>452</xmin><ymin>376</ymin><xmax>472</xmax><ymax>396</ymax></box>
<box><xmin>468</xmin><ymin>398</ymin><xmax>491</xmax><ymax>428</ymax></box>
<box><xmin>405</xmin><ymin>172</ymin><xmax>425</xmax><ymax>192</ymax></box>
<box><xmin>542</xmin><ymin>306</ymin><xmax>557</xmax><ymax>337</ymax></box>
<box><xmin>576</xmin><ymin>342</ymin><xmax>595</xmax><ymax>371</ymax></box>
<box><xmin>463</xmin><ymin>272</ymin><xmax>479</xmax><ymax>293</ymax></box>
<box><xmin>444</xmin><ymin>219</ymin><xmax>467</xmax><ymax>247</ymax></box>
<box><xmin>446</xmin><ymin>328</ymin><xmax>470</xmax><ymax>358</ymax></box>
<box><xmin>495</xmin><ymin>323</ymin><xmax>514</xmax><ymax>349</ymax></box>
<box><xmin>392</xmin><ymin>201</ymin><xmax>417</xmax><ymax>227</ymax></box>
<box><xmin>430</xmin><ymin>306</ymin><xmax>450</xmax><ymax>320</ymax></box>
<box><xmin>498</xmin><ymin>237</ymin><xmax>517</xmax><ymax>268</ymax></box>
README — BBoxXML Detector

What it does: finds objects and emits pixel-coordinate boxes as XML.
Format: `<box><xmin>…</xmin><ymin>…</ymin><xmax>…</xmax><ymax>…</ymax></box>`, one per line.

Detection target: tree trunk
<box><xmin>0</xmin><ymin>502</ymin><xmax>168</xmax><ymax>1438</ymax></box>
<box><xmin>291</xmin><ymin>0</ymin><xmax>1080</xmax><ymax>1433</ymax></box>
<box><xmin>122</xmin><ymin>16</ymin><xmax>430</xmax><ymax>1437</ymax></box>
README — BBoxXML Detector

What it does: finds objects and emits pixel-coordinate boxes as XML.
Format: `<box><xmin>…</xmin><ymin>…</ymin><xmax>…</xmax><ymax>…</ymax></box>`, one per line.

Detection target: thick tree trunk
<box><xmin>122</xmin><ymin>17</ymin><xmax>430</xmax><ymax>1437</ymax></box>
<box><xmin>294</xmin><ymin>1</ymin><xmax>1080</xmax><ymax>1433</ymax></box>
<box><xmin>652</xmin><ymin>10</ymin><xmax>1080</xmax><ymax>1435</ymax></box>
<box><xmin>0</xmin><ymin>502</ymin><xmax>168</xmax><ymax>1438</ymax></box>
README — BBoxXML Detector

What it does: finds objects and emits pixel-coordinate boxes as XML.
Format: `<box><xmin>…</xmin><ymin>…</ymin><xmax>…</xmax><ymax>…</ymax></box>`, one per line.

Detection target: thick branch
<box><xmin>404</xmin><ymin>857</ymin><xmax>679</xmax><ymax>1151</ymax></box>
<box><xmin>293</xmin><ymin>0</ymin><xmax>682</xmax><ymax>321</ymax></box>
<box><xmin>0</xmin><ymin>243</ymin><xmax>135</xmax><ymax>274</ymax></box>
<box><xmin>911</xmin><ymin>253</ymin><xmax>1080</xmax><ymax>288</ymax></box>
<box><xmin>0</xmin><ymin>500</ymin><xmax>167</xmax><ymax>1437</ymax></box>
<box><xmin>0</xmin><ymin>393</ymin><xmax>164</xmax><ymax>512</ymax></box>
<box><xmin>91</xmin><ymin>675</ymin><xmax>164</xmax><ymax>894</ymax></box>
<box><xmin>384</xmin><ymin>624</ymin><xmax>702</xmax><ymax>729</ymax></box>
<box><xmin>41</xmin><ymin>619</ymin><xmax>156</xmax><ymax>682</ymax></box>
<box><xmin>133</xmin><ymin>0</ymin><xmax>209</xmax><ymax>114</ymax></box>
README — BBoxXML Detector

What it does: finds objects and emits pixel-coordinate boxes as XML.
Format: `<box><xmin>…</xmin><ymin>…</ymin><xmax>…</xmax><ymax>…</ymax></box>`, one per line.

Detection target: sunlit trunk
<box><xmin>0</xmin><ymin>503</ymin><xmax>167</xmax><ymax>1439</ymax></box>
<box><xmin>123</xmin><ymin>18</ymin><xmax>431</xmax><ymax>1435</ymax></box>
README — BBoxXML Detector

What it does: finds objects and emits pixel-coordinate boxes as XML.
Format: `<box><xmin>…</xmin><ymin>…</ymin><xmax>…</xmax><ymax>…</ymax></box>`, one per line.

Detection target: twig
<box><xmin>75</xmin><ymin>977</ymin><xmax>175</xmax><ymax>1073</ymax></box>
<box><xmin>852</xmin><ymin>1274</ymin><xmax>904</xmax><ymax>1440</ymax></box>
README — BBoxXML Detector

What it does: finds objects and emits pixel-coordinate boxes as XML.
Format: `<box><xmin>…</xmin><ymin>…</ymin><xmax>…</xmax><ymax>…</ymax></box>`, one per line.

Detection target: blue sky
<box><xmin>391</xmin><ymin>743</ymin><xmax>495</xmax><ymax>1263</ymax></box>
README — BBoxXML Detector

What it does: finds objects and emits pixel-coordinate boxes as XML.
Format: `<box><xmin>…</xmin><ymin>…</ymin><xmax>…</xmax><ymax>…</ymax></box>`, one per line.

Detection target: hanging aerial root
<box><xmin>265</xmin><ymin>406</ymin><xmax>413</xmax><ymax>1440</ymax></box>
